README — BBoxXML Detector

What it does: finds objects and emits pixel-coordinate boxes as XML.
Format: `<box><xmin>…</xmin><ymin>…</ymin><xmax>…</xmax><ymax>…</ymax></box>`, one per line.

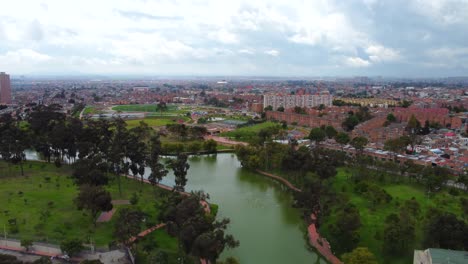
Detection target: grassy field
<box><xmin>319</xmin><ymin>168</ymin><xmax>467</xmax><ymax>264</ymax></box>
<box><xmin>113</xmin><ymin>104</ymin><xmax>181</xmax><ymax>113</ymax></box>
<box><xmin>0</xmin><ymin>161</ymin><xmax>172</xmax><ymax>247</ymax></box>
<box><xmin>82</xmin><ymin>106</ymin><xmax>101</xmax><ymax>115</ymax></box>
<box><xmin>220</xmin><ymin>121</ymin><xmax>281</xmax><ymax>141</ymax></box>
<box><xmin>125</xmin><ymin>117</ymin><xmax>177</xmax><ymax>129</ymax></box>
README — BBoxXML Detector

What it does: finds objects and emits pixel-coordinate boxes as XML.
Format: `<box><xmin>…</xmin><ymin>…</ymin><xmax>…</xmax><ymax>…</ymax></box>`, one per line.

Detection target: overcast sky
<box><xmin>0</xmin><ymin>0</ymin><xmax>467</xmax><ymax>77</ymax></box>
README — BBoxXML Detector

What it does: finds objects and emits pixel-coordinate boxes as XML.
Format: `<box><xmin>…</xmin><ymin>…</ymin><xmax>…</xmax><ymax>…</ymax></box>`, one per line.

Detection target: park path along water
<box><xmin>157</xmin><ymin>154</ymin><xmax>325</xmax><ymax>264</ymax></box>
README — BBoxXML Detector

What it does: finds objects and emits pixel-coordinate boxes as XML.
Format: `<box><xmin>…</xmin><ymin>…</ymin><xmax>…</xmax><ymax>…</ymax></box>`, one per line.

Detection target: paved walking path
<box><xmin>128</xmin><ymin>223</ymin><xmax>167</xmax><ymax>243</ymax></box>
<box><xmin>255</xmin><ymin>170</ymin><xmax>302</xmax><ymax>192</ymax></box>
<box><xmin>308</xmin><ymin>215</ymin><xmax>342</xmax><ymax>264</ymax></box>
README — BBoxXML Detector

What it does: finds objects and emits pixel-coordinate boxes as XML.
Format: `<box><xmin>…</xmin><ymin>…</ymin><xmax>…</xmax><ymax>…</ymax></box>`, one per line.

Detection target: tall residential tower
<box><xmin>0</xmin><ymin>72</ymin><xmax>12</xmax><ymax>104</ymax></box>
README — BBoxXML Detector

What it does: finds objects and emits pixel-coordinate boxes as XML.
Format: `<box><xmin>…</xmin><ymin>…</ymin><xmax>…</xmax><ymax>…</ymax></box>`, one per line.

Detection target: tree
<box><xmin>203</xmin><ymin>139</ymin><xmax>218</xmax><ymax>153</ymax></box>
<box><xmin>20</xmin><ymin>238</ymin><xmax>33</xmax><ymax>251</ymax></box>
<box><xmin>167</xmin><ymin>154</ymin><xmax>190</xmax><ymax>192</ymax></box>
<box><xmin>386</xmin><ymin>113</ymin><xmax>396</xmax><ymax>123</ymax></box>
<box><xmin>157</xmin><ymin>101</ymin><xmax>167</xmax><ymax>115</ymax></box>
<box><xmin>75</xmin><ymin>185</ymin><xmax>113</xmax><ymax>226</ymax></box>
<box><xmin>264</xmin><ymin>105</ymin><xmax>273</xmax><ymax>111</ymax></box>
<box><xmin>159</xmin><ymin>195</ymin><xmax>238</xmax><ymax>262</ymax></box>
<box><xmin>148</xmin><ymin>250</ymin><xmax>169</xmax><ymax>264</ymax></box>
<box><xmin>342</xmin><ymin>114</ymin><xmax>360</xmax><ymax>131</ymax></box>
<box><xmin>72</xmin><ymin>157</ymin><xmax>109</xmax><ymax>186</ymax></box>
<box><xmin>108</xmin><ymin>118</ymin><xmax>129</xmax><ymax>196</ymax></box>
<box><xmin>147</xmin><ymin>134</ymin><xmax>168</xmax><ymax>188</ymax></box>
<box><xmin>342</xmin><ymin>247</ymin><xmax>378</xmax><ymax>264</ymax></box>
<box><xmin>80</xmin><ymin>260</ymin><xmax>103</xmax><ymax>264</ymax></box>
<box><xmin>399</xmin><ymin>100</ymin><xmax>412</xmax><ymax>108</ymax></box>
<box><xmin>293</xmin><ymin>106</ymin><xmax>306</xmax><ymax>114</ymax></box>
<box><xmin>309</xmin><ymin>127</ymin><xmax>326</xmax><ymax>146</ymax></box>
<box><xmin>383</xmin><ymin>212</ymin><xmax>415</xmax><ymax>255</ymax></box>
<box><xmin>0</xmin><ymin>121</ymin><xmax>30</xmax><ymax>176</ymax></box>
<box><xmin>33</xmin><ymin>257</ymin><xmax>53</xmax><ymax>264</ymax></box>
<box><xmin>276</xmin><ymin>106</ymin><xmax>285</xmax><ymax>112</ymax></box>
<box><xmin>330</xmin><ymin>203</ymin><xmax>361</xmax><ymax>253</ymax></box>
<box><xmin>350</xmin><ymin>136</ymin><xmax>368</xmax><ymax>155</ymax></box>
<box><xmin>424</xmin><ymin>166</ymin><xmax>450</xmax><ymax>192</ymax></box>
<box><xmin>324</xmin><ymin>125</ymin><xmax>337</xmax><ymax>139</ymax></box>
<box><xmin>406</xmin><ymin>114</ymin><xmax>421</xmax><ymax>149</ymax></box>
<box><xmin>424</xmin><ymin>213</ymin><xmax>467</xmax><ymax>250</ymax></box>
<box><xmin>384</xmin><ymin>137</ymin><xmax>407</xmax><ymax>156</ymax></box>
<box><xmin>335</xmin><ymin>132</ymin><xmax>350</xmax><ymax>150</ymax></box>
<box><xmin>60</xmin><ymin>238</ymin><xmax>84</xmax><ymax>257</ymax></box>
<box><xmin>114</xmin><ymin>208</ymin><xmax>145</xmax><ymax>245</ymax></box>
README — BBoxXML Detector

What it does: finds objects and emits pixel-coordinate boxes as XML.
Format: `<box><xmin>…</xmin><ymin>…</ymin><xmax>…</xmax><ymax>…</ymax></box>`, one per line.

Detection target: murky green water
<box><xmin>160</xmin><ymin>154</ymin><xmax>322</xmax><ymax>264</ymax></box>
<box><xmin>25</xmin><ymin>151</ymin><xmax>322</xmax><ymax>263</ymax></box>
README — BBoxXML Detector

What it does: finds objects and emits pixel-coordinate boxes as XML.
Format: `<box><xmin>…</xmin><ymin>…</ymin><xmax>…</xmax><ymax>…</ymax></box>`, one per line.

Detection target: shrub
<box><xmin>130</xmin><ymin>192</ymin><xmax>139</xmax><ymax>205</ymax></box>
<box><xmin>60</xmin><ymin>238</ymin><xmax>84</xmax><ymax>257</ymax></box>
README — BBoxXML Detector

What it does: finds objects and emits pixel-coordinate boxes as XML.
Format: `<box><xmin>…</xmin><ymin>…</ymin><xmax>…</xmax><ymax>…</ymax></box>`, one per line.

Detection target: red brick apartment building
<box><xmin>352</xmin><ymin>115</ymin><xmax>407</xmax><ymax>143</ymax></box>
<box><xmin>393</xmin><ymin>107</ymin><xmax>462</xmax><ymax>129</ymax></box>
<box><xmin>266</xmin><ymin>111</ymin><xmax>343</xmax><ymax>128</ymax></box>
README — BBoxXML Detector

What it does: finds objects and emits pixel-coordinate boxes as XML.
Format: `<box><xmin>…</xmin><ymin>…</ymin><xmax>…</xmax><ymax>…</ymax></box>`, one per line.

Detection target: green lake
<box><xmin>160</xmin><ymin>154</ymin><xmax>323</xmax><ymax>264</ymax></box>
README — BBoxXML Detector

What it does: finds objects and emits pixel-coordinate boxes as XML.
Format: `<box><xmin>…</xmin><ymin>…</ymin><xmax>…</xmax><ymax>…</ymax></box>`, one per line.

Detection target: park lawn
<box><xmin>319</xmin><ymin>168</ymin><xmax>467</xmax><ymax>264</ymax></box>
<box><xmin>125</xmin><ymin>117</ymin><xmax>177</xmax><ymax>129</ymax></box>
<box><xmin>220</xmin><ymin>121</ymin><xmax>281</xmax><ymax>141</ymax></box>
<box><xmin>82</xmin><ymin>106</ymin><xmax>101</xmax><ymax>115</ymax></box>
<box><xmin>134</xmin><ymin>228</ymin><xmax>198</xmax><ymax>264</ymax></box>
<box><xmin>0</xmin><ymin>161</ymin><xmax>168</xmax><ymax>247</ymax></box>
<box><xmin>113</xmin><ymin>104</ymin><xmax>182</xmax><ymax>113</ymax></box>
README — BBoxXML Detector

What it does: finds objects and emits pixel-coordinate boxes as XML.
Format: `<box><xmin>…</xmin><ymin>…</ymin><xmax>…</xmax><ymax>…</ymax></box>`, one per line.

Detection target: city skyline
<box><xmin>0</xmin><ymin>0</ymin><xmax>468</xmax><ymax>77</ymax></box>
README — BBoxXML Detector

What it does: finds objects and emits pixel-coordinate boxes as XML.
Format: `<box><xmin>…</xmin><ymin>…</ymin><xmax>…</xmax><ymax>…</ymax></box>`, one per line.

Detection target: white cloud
<box><xmin>238</xmin><ymin>49</ymin><xmax>254</xmax><ymax>55</ymax></box>
<box><xmin>410</xmin><ymin>0</ymin><xmax>468</xmax><ymax>25</ymax></box>
<box><xmin>0</xmin><ymin>0</ymin><xmax>465</xmax><ymax>75</ymax></box>
<box><xmin>264</xmin><ymin>49</ymin><xmax>280</xmax><ymax>57</ymax></box>
<box><xmin>428</xmin><ymin>47</ymin><xmax>468</xmax><ymax>58</ymax></box>
<box><xmin>208</xmin><ymin>29</ymin><xmax>239</xmax><ymax>44</ymax></box>
<box><xmin>0</xmin><ymin>49</ymin><xmax>51</xmax><ymax>63</ymax></box>
<box><xmin>344</xmin><ymin>57</ymin><xmax>371</xmax><ymax>67</ymax></box>
<box><xmin>365</xmin><ymin>45</ymin><xmax>401</xmax><ymax>62</ymax></box>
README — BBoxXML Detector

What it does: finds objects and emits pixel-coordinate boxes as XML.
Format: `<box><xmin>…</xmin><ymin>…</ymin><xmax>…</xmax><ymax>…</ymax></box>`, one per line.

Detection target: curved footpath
<box><xmin>255</xmin><ymin>170</ymin><xmax>342</xmax><ymax>264</ymax></box>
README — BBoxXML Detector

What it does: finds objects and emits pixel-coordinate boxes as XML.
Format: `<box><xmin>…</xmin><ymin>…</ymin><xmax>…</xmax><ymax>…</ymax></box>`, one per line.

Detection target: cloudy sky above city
<box><xmin>0</xmin><ymin>0</ymin><xmax>467</xmax><ymax>77</ymax></box>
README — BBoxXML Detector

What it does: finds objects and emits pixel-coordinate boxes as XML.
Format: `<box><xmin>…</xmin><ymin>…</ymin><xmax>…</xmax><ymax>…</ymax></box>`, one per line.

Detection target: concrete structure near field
<box><xmin>413</xmin><ymin>248</ymin><xmax>468</xmax><ymax>264</ymax></box>
<box><xmin>0</xmin><ymin>72</ymin><xmax>12</xmax><ymax>104</ymax></box>
<box><xmin>263</xmin><ymin>92</ymin><xmax>333</xmax><ymax>110</ymax></box>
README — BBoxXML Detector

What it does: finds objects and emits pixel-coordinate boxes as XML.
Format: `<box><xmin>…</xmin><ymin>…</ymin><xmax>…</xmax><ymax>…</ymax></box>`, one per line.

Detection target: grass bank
<box><xmin>320</xmin><ymin>168</ymin><xmax>467</xmax><ymax>264</ymax></box>
<box><xmin>0</xmin><ymin>161</ymin><xmax>172</xmax><ymax>247</ymax></box>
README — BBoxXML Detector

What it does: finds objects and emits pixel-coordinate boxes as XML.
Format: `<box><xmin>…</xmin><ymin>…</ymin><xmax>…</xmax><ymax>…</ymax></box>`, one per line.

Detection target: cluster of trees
<box><xmin>236</xmin><ymin>122</ymin><xmax>466</xmax><ymax>261</ymax></box>
<box><xmin>204</xmin><ymin>97</ymin><xmax>228</xmax><ymax>107</ymax></box>
<box><xmin>342</xmin><ymin>107</ymin><xmax>373</xmax><ymax>131</ymax></box>
<box><xmin>0</xmin><ymin>254</ymin><xmax>56</xmax><ymax>264</ymax></box>
<box><xmin>443</xmin><ymin>104</ymin><xmax>467</xmax><ymax>113</ymax></box>
<box><xmin>166</xmin><ymin>124</ymin><xmax>208</xmax><ymax>140</ymax></box>
<box><xmin>158</xmin><ymin>192</ymin><xmax>239</xmax><ymax>263</ymax></box>
<box><xmin>0</xmin><ymin>104</ymin><xmax>240</xmax><ymax>262</ymax></box>
<box><xmin>161</xmin><ymin>139</ymin><xmax>217</xmax><ymax>154</ymax></box>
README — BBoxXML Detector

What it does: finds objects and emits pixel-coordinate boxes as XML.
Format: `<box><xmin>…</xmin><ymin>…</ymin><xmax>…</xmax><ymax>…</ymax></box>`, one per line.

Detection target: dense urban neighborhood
<box><xmin>0</xmin><ymin>73</ymin><xmax>467</xmax><ymax>264</ymax></box>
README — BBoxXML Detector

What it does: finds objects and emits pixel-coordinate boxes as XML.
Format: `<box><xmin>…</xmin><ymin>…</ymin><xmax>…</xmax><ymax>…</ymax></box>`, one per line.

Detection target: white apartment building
<box><xmin>263</xmin><ymin>92</ymin><xmax>333</xmax><ymax>110</ymax></box>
